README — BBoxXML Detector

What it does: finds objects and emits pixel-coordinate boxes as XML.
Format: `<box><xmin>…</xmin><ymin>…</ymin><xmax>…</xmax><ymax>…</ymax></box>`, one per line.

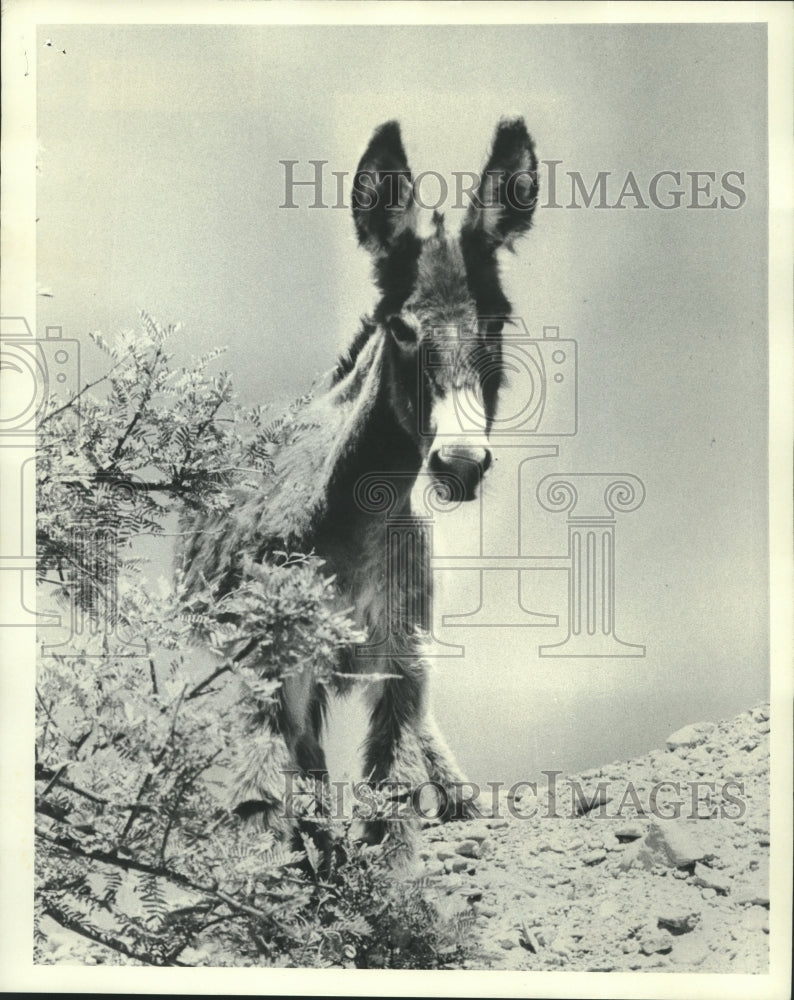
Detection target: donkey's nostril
<box><xmin>427</xmin><ymin>449</ymin><xmax>446</xmax><ymax>475</ymax></box>
<box><xmin>428</xmin><ymin>445</ymin><xmax>492</xmax><ymax>502</ymax></box>
<box><xmin>440</xmin><ymin>445</ymin><xmax>491</xmax><ymax>473</ymax></box>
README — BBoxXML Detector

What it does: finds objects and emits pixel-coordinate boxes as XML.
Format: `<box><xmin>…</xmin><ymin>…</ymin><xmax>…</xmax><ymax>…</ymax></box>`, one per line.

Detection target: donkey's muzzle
<box><xmin>428</xmin><ymin>445</ymin><xmax>492</xmax><ymax>502</ymax></box>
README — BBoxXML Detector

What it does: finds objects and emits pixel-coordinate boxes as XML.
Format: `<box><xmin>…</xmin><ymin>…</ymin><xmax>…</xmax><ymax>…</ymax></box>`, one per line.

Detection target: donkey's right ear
<box><xmin>352</xmin><ymin>121</ymin><xmax>416</xmax><ymax>256</ymax></box>
<box><xmin>463</xmin><ymin>117</ymin><xmax>539</xmax><ymax>251</ymax></box>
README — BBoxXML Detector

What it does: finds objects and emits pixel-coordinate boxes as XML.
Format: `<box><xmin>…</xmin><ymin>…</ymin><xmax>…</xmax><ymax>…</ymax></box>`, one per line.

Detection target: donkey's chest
<box><xmin>327</xmin><ymin>530</ymin><xmax>389</xmax><ymax>629</ymax></box>
<box><xmin>322</xmin><ymin>518</ymin><xmax>431</xmax><ymax>645</ymax></box>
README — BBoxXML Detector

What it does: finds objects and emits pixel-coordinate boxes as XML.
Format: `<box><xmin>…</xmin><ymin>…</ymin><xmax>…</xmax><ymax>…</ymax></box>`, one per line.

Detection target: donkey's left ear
<box><xmin>463</xmin><ymin>117</ymin><xmax>539</xmax><ymax>250</ymax></box>
<box><xmin>352</xmin><ymin>121</ymin><xmax>417</xmax><ymax>256</ymax></box>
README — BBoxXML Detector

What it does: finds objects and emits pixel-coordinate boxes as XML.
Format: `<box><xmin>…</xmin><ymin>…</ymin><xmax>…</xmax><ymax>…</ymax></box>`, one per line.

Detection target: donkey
<box><xmin>180</xmin><ymin>118</ymin><xmax>539</xmax><ymax>849</ymax></box>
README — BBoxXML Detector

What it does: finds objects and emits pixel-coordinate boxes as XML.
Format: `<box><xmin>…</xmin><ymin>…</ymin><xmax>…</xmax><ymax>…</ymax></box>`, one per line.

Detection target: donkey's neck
<box><xmin>318</xmin><ymin>331</ymin><xmax>422</xmax><ymax>543</ymax></box>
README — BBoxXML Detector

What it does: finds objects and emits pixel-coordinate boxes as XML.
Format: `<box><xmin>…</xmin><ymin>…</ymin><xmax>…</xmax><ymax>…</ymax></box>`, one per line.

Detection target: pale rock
<box><xmin>538</xmin><ymin>841</ymin><xmax>566</xmax><ymax>854</ymax></box>
<box><xmin>550</xmin><ymin>934</ymin><xmax>576</xmax><ymax>956</ymax></box>
<box><xmin>743</xmin><ymin>907</ymin><xmax>770</xmax><ymax>934</ymax></box>
<box><xmin>598</xmin><ymin>898</ymin><xmax>620</xmax><ymax>918</ymax></box>
<box><xmin>692</xmin><ymin>862</ymin><xmax>731</xmax><ymax>895</ymax></box>
<box><xmin>614</xmin><ymin>821</ymin><xmax>646</xmax><ymax>841</ymax></box>
<box><xmin>618</xmin><ymin>820</ymin><xmax>711</xmax><ymax>871</ymax></box>
<box><xmin>639</xmin><ymin>931</ymin><xmax>673</xmax><ymax>955</ymax></box>
<box><xmin>657</xmin><ymin>910</ymin><xmax>701</xmax><ymax>934</ymax></box>
<box><xmin>733</xmin><ymin>865</ymin><xmax>770</xmax><ymax>907</ymax></box>
<box><xmin>455</xmin><ymin>838</ymin><xmax>483</xmax><ymax>859</ymax></box>
<box><xmin>666</xmin><ymin>722</ymin><xmax>716</xmax><ymax>751</ymax></box>
<box><xmin>669</xmin><ymin>933</ymin><xmax>708</xmax><ymax>966</ymax></box>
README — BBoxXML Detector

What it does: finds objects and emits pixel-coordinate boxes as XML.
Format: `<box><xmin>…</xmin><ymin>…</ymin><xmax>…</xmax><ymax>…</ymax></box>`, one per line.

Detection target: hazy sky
<box><xmin>36</xmin><ymin>21</ymin><xmax>769</xmax><ymax>782</ymax></box>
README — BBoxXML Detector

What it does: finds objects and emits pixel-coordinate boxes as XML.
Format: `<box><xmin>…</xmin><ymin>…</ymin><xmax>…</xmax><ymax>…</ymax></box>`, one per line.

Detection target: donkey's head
<box><xmin>352</xmin><ymin>119</ymin><xmax>538</xmax><ymax>502</ymax></box>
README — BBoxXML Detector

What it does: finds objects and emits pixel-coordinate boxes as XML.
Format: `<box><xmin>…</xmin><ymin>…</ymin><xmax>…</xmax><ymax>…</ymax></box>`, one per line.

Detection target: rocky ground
<box><xmin>37</xmin><ymin>703</ymin><xmax>772</xmax><ymax>972</ymax></box>
<box><xmin>419</xmin><ymin>704</ymin><xmax>771</xmax><ymax>972</ymax></box>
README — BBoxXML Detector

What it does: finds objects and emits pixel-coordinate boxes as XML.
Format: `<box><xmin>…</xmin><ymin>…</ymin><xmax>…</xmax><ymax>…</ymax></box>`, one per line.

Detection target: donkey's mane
<box><xmin>331</xmin><ymin>318</ymin><xmax>378</xmax><ymax>384</ymax></box>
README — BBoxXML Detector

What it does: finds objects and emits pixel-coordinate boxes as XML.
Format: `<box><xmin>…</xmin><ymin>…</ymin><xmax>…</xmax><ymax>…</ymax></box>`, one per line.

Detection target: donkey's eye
<box><xmin>482</xmin><ymin>318</ymin><xmax>505</xmax><ymax>336</ymax></box>
<box><xmin>387</xmin><ymin>315</ymin><xmax>418</xmax><ymax>346</ymax></box>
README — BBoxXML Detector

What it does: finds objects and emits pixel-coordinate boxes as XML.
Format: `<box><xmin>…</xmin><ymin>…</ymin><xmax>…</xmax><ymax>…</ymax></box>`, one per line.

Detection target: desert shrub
<box><xmin>34</xmin><ymin>314</ymin><xmax>470</xmax><ymax>968</ymax></box>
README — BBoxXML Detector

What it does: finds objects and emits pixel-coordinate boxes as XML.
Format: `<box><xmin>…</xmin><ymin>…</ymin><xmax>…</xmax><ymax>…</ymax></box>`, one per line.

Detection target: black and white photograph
<box><xmin>0</xmin><ymin>1</ymin><xmax>791</xmax><ymax>996</ymax></box>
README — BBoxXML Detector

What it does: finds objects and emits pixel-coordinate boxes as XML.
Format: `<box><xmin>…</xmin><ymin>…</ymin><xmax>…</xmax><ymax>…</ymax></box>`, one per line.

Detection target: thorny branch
<box><xmin>38</xmin><ymin>360</ymin><xmax>125</xmax><ymax>427</ymax></box>
<box><xmin>108</xmin><ymin>341</ymin><xmax>166</xmax><ymax>468</ymax></box>
<box><xmin>120</xmin><ymin>685</ymin><xmax>187</xmax><ymax>842</ymax></box>
<box><xmin>36</xmin><ymin>826</ymin><xmax>308</xmax><ymax>930</ymax></box>
<box><xmin>42</xmin><ymin>901</ymin><xmax>188</xmax><ymax>967</ymax></box>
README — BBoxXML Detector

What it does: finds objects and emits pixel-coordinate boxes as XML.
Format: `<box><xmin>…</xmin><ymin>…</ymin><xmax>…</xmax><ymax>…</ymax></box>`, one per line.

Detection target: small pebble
<box><xmin>640</xmin><ymin>933</ymin><xmax>673</xmax><ymax>956</ymax></box>
<box><xmin>455</xmin><ymin>838</ymin><xmax>483</xmax><ymax>859</ymax></box>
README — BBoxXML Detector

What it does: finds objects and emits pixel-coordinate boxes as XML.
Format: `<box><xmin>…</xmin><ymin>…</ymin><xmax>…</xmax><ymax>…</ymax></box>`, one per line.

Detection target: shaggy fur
<box><xmin>180</xmin><ymin>118</ymin><xmax>539</xmax><ymax>850</ymax></box>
